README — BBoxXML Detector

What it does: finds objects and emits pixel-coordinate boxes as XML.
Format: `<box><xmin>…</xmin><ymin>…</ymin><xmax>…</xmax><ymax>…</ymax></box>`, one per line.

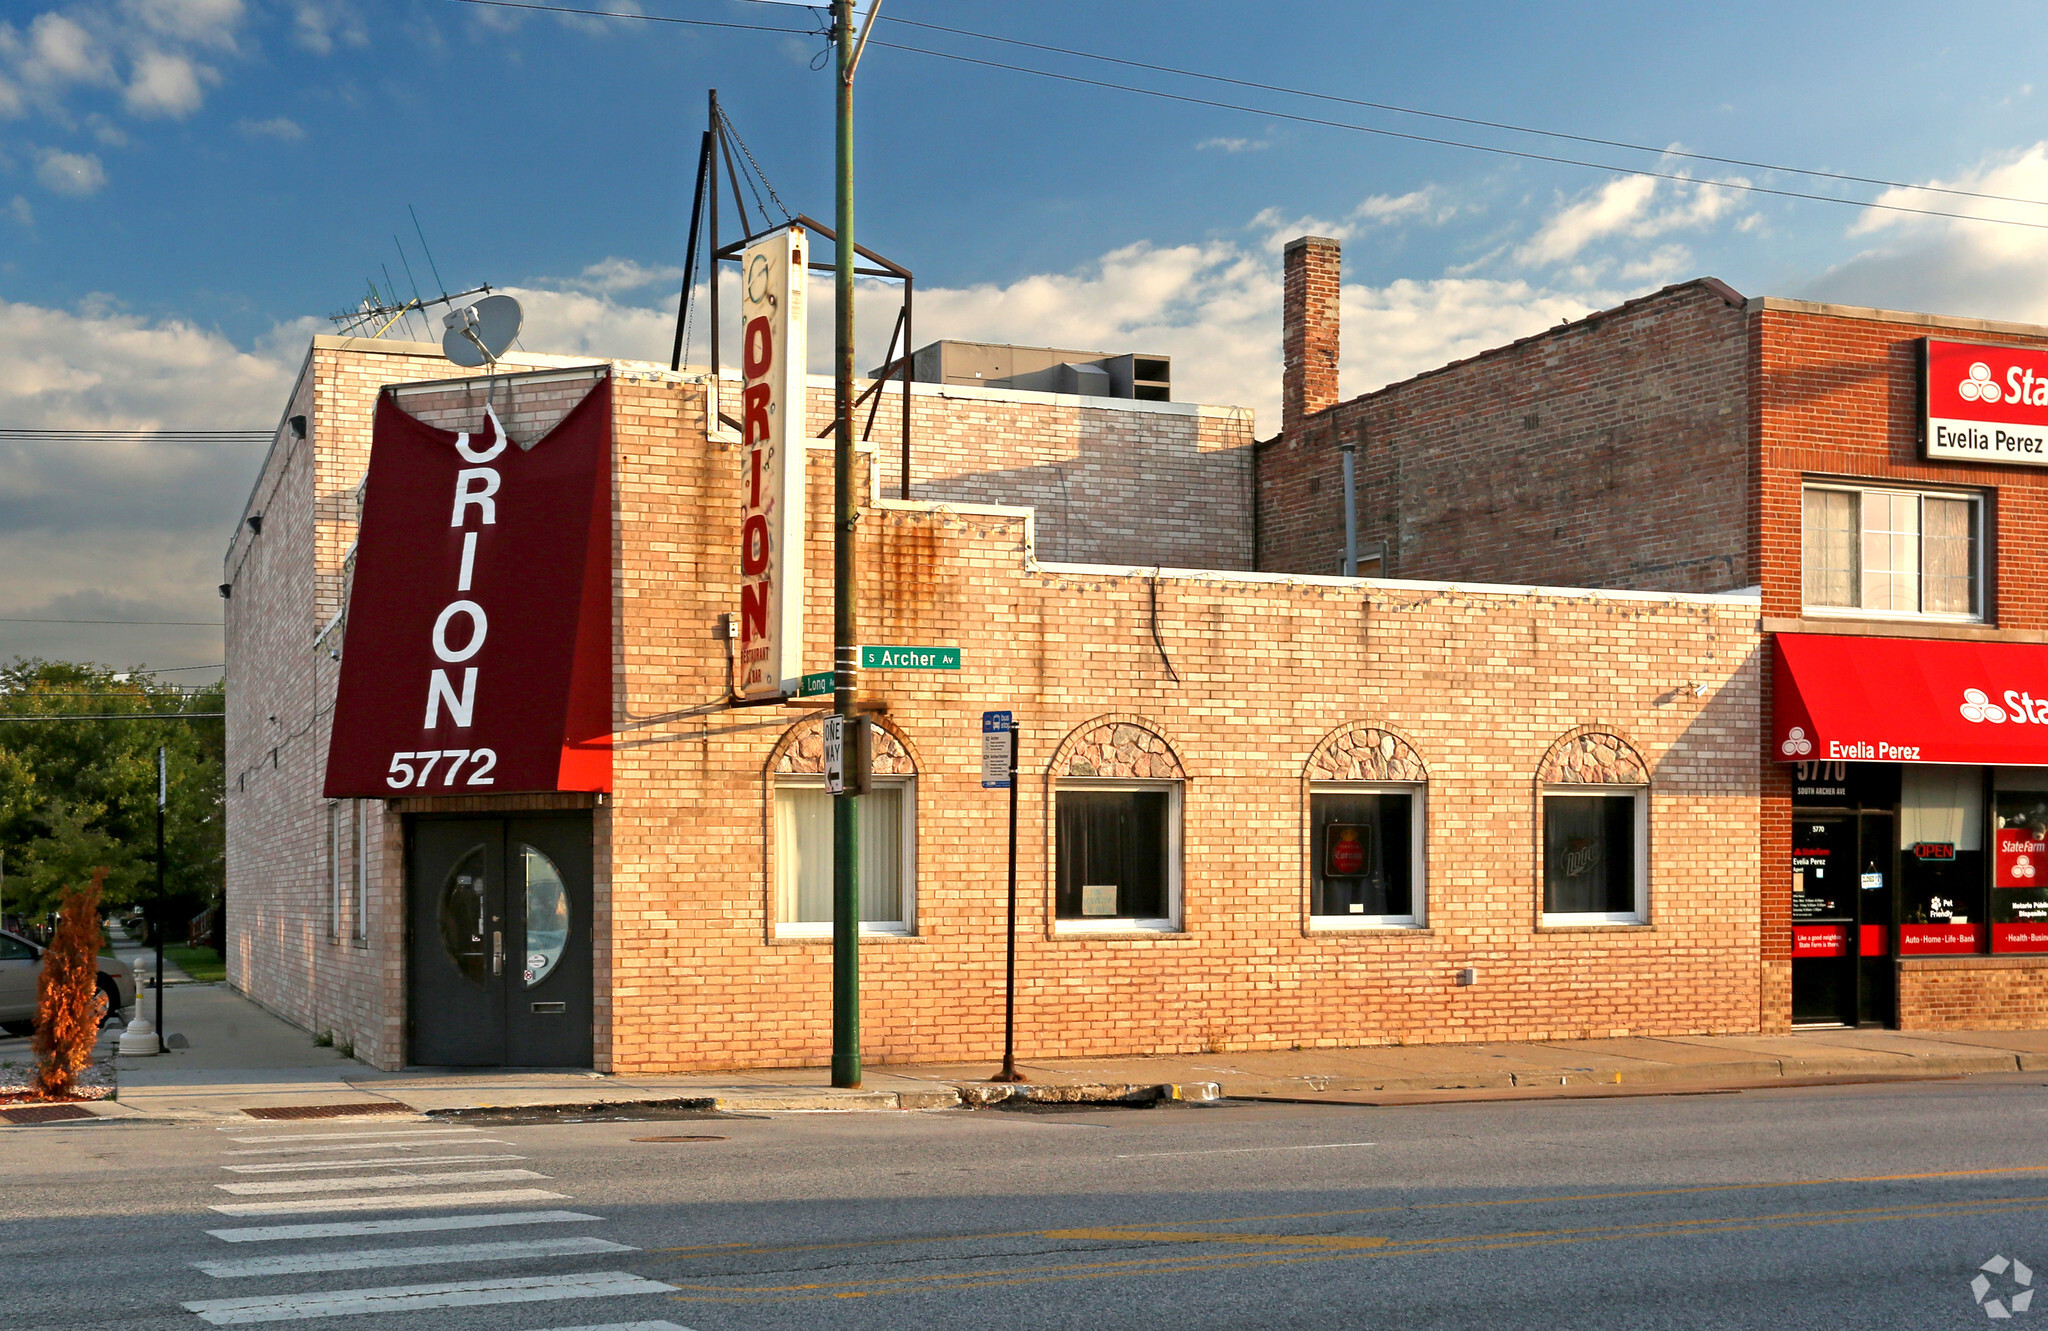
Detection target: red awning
<box><xmin>1774</xmin><ymin>633</ymin><xmax>2048</xmax><ymax>765</ymax></box>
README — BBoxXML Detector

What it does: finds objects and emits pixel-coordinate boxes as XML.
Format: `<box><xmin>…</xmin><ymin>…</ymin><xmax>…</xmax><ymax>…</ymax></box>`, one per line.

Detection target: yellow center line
<box><xmin>661</xmin><ymin>1190</ymin><xmax>2048</xmax><ymax>1303</ymax></box>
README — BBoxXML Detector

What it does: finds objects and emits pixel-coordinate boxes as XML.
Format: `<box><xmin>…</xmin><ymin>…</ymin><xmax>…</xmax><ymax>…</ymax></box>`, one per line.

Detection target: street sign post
<box><xmin>861</xmin><ymin>645</ymin><xmax>961</xmax><ymax>670</ymax></box>
<box><xmin>985</xmin><ymin>710</ymin><xmax>1024</xmax><ymax>1083</ymax></box>
<box><xmin>797</xmin><ymin>671</ymin><xmax>835</xmax><ymax>698</ymax></box>
<box><xmin>823</xmin><ymin>714</ymin><xmax>845</xmax><ymax>795</ymax></box>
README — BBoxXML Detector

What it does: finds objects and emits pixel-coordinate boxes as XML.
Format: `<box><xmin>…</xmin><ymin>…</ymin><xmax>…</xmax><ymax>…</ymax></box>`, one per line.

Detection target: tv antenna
<box><xmin>326</xmin><ymin>208</ymin><xmax>516</xmax><ymax>361</ymax></box>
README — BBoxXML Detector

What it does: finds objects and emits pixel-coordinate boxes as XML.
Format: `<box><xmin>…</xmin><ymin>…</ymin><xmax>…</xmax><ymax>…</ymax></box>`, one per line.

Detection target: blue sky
<box><xmin>8</xmin><ymin>0</ymin><xmax>2048</xmax><ymax>675</ymax></box>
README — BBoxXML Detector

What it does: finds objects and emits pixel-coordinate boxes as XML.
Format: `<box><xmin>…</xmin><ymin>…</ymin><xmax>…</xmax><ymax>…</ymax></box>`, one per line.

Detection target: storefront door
<box><xmin>407</xmin><ymin>814</ymin><xmax>594</xmax><ymax>1067</ymax></box>
<box><xmin>1791</xmin><ymin>812</ymin><xmax>1895</xmax><ymax>1026</ymax></box>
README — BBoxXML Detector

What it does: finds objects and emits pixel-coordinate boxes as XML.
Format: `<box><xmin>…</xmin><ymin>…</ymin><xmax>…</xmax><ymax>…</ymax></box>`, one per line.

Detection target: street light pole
<box><xmin>829</xmin><ymin>0</ymin><xmax>863</xmax><ymax>1090</ymax></box>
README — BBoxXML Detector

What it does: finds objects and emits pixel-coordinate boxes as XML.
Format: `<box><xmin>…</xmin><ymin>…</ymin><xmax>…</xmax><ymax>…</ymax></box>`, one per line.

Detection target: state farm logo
<box><xmin>1960</xmin><ymin>361</ymin><xmax>2004</xmax><ymax>403</ymax></box>
<box><xmin>1962</xmin><ymin>688</ymin><xmax>2009</xmax><ymax>723</ymax></box>
<box><xmin>2016</xmin><ymin>855</ymin><xmax>2038</xmax><ymax>881</ymax></box>
<box><xmin>1780</xmin><ymin>726</ymin><xmax>1813</xmax><ymax>757</ymax></box>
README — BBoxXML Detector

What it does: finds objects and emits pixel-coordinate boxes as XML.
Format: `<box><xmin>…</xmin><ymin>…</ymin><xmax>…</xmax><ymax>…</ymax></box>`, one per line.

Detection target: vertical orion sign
<box><xmin>737</xmin><ymin>226</ymin><xmax>808</xmax><ymax>697</ymax></box>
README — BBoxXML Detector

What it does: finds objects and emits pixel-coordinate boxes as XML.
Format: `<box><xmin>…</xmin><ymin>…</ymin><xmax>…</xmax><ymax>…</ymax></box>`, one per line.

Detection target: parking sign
<box><xmin>982</xmin><ymin>711</ymin><xmax>1013</xmax><ymax>789</ymax></box>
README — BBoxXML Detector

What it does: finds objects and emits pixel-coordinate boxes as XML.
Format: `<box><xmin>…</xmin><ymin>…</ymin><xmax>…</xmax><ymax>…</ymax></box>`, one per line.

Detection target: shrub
<box><xmin>34</xmin><ymin>868</ymin><xmax>107</xmax><ymax>1099</ymax></box>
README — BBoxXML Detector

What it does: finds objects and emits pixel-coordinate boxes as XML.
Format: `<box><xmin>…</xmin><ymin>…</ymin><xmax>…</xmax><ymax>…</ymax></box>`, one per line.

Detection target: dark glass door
<box><xmin>1792</xmin><ymin>815</ymin><xmax>1857</xmax><ymax>1025</ymax></box>
<box><xmin>1856</xmin><ymin>813</ymin><xmax>1896</xmax><ymax>1028</ymax></box>
<box><xmin>408</xmin><ymin>814</ymin><xmax>593</xmax><ymax>1067</ymax></box>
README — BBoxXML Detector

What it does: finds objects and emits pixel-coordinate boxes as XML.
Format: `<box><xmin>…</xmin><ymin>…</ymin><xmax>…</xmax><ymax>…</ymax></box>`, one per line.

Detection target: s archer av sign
<box><xmin>323</xmin><ymin>376</ymin><xmax>613</xmax><ymax>798</ymax></box>
<box><xmin>1925</xmin><ymin>337</ymin><xmax>2048</xmax><ymax>466</ymax></box>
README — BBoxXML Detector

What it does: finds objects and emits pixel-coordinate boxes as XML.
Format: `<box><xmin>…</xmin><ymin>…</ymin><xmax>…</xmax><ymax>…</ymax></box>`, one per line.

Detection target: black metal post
<box><xmin>154</xmin><ymin>745</ymin><xmax>166</xmax><ymax>1052</ymax></box>
<box><xmin>995</xmin><ymin>723</ymin><xmax>1022</xmax><ymax>1082</ymax></box>
<box><xmin>670</xmin><ymin>129</ymin><xmax>713</xmax><ymax>373</ymax></box>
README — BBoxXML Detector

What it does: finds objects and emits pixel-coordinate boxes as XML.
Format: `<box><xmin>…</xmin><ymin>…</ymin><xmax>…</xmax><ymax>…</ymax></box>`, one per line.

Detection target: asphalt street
<box><xmin>7</xmin><ymin>1075</ymin><xmax>2048</xmax><ymax>1329</ymax></box>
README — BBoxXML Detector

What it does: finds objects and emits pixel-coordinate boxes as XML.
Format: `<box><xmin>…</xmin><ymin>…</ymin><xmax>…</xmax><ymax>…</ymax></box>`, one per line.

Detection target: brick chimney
<box><xmin>1281</xmin><ymin>235</ymin><xmax>1340</xmax><ymax>434</ymax></box>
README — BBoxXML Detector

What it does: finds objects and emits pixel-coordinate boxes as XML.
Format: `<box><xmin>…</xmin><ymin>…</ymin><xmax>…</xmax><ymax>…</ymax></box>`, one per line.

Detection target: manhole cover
<box><xmin>2</xmin><ymin>1104</ymin><xmax>96</xmax><ymax>1125</ymax></box>
<box><xmin>242</xmin><ymin>1103</ymin><xmax>415</xmax><ymax>1121</ymax></box>
<box><xmin>630</xmin><ymin>1134</ymin><xmax>727</xmax><ymax>1143</ymax></box>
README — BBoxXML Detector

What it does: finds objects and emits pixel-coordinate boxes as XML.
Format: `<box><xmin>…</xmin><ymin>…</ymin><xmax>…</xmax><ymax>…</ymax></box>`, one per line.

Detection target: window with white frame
<box><xmin>773</xmin><ymin>776</ymin><xmax>914</xmax><ymax>935</ymax></box>
<box><xmin>1310</xmin><ymin>784</ymin><xmax>1425</xmax><ymax>926</ymax></box>
<box><xmin>326</xmin><ymin>801</ymin><xmax>342</xmax><ymax>941</ymax></box>
<box><xmin>350</xmin><ymin>801</ymin><xmax>368</xmax><ymax>943</ymax></box>
<box><xmin>1055</xmin><ymin>782</ymin><xmax>1182</xmax><ymax>930</ymax></box>
<box><xmin>1541</xmin><ymin>789</ymin><xmax>1648</xmax><ymax>924</ymax></box>
<box><xmin>1802</xmin><ymin>483</ymin><xmax>1981</xmax><ymax>619</ymax></box>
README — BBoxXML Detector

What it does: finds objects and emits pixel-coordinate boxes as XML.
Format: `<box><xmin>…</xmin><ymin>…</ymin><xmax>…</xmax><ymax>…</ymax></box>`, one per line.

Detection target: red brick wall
<box><xmin>1258</xmin><ymin>280</ymin><xmax>1752</xmax><ymax>589</ymax></box>
<box><xmin>1282</xmin><ymin>236</ymin><xmax>1340</xmax><ymax>434</ymax></box>
<box><xmin>1898</xmin><ymin>956</ymin><xmax>2048</xmax><ymax>1029</ymax></box>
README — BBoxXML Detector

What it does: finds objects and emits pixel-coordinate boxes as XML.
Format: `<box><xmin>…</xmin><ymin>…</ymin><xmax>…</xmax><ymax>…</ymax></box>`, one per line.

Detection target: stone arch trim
<box><xmin>1046</xmin><ymin>714</ymin><xmax>1187</xmax><ymax>780</ymax></box>
<box><xmin>770</xmin><ymin>714</ymin><xmax>920</xmax><ymax>777</ymax></box>
<box><xmin>1538</xmin><ymin>726</ymin><xmax>1649</xmax><ymax>785</ymax></box>
<box><xmin>1303</xmin><ymin>722</ymin><xmax>1428</xmax><ymax>783</ymax></box>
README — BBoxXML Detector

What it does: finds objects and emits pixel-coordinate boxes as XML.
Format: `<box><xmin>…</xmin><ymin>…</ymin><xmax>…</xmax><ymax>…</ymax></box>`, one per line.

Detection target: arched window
<box><xmin>1050</xmin><ymin>718</ymin><xmax>1185</xmax><ymax>932</ymax></box>
<box><xmin>1305</xmin><ymin>725</ymin><xmax>1427</xmax><ymax>928</ymax></box>
<box><xmin>1538</xmin><ymin>729</ymin><xmax>1650</xmax><ymax>925</ymax></box>
<box><xmin>771</xmin><ymin>718</ymin><xmax>919</xmax><ymax>936</ymax></box>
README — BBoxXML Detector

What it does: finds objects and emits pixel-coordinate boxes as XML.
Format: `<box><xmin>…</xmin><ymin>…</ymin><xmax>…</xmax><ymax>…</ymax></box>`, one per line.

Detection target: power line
<box><xmin>0</xmin><ymin>618</ymin><xmax>223</xmax><ymax>626</ymax></box>
<box><xmin>875</xmin><ymin>13</ymin><xmax>2048</xmax><ymax>214</ymax></box>
<box><xmin>456</xmin><ymin>0</ymin><xmax>2048</xmax><ymax>233</ymax></box>
<box><xmin>0</xmin><ymin>713</ymin><xmax>224</xmax><ymax>722</ymax></box>
<box><xmin>0</xmin><ymin>429</ymin><xmax>272</xmax><ymax>442</ymax></box>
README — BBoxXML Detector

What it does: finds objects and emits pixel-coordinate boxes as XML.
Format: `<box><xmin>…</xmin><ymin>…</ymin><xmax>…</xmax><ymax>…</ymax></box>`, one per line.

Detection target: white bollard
<box><xmin>118</xmin><ymin>1010</ymin><xmax>158</xmax><ymax>1057</ymax></box>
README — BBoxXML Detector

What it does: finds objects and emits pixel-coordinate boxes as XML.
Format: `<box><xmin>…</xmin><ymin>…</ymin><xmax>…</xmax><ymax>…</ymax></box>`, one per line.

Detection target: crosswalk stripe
<box><xmin>194</xmin><ymin>1236</ymin><xmax>636</xmax><ymax>1278</ymax></box>
<box><xmin>181</xmin><ymin>1271</ymin><xmax>674</xmax><ymax>1324</ymax></box>
<box><xmin>209</xmin><ymin>1188</ymin><xmax>569</xmax><ymax>1218</ymax></box>
<box><xmin>223</xmin><ymin>1154</ymin><xmax>524</xmax><ymax>1174</ymax></box>
<box><xmin>225</xmin><ymin>1139</ymin><xmax>512</xmax><ymax>1156</ymax></box>
<box><xmin>523</xmin><ymin>1323</ymin><xmax>695</xmax><ymax>1331</ymax></box>
<box><xmin>225</xmin><ymin>1129</ymin><xmax>484</xmax><ymax>1145</ymax></box>
<box><xmin>206</xmin><ymin>1210</ymin><xmax>602</xmax><ymax>1243</ymax></box>
<box><xmin>217</xmin><ymin>1169</ymin><xmax>545</xmax><ymax>1196</ymax></box>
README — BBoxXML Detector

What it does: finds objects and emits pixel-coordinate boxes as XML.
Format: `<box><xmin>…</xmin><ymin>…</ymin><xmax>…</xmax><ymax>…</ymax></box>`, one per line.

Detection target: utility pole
<box><xmin>829</xmin><ymin>0</ymin><xmax>871</xmax><ymax>1090</ymax></box>
<box><xmin>154</xmin><ymin>745</ymin><xmax>167</xmax><ymax>1053</ymax></box>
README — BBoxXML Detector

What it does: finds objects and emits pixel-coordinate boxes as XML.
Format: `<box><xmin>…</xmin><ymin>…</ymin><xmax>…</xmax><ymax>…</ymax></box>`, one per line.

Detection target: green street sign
<box><xmin>861</xmin><ymin>645</ymin><xmax>962</xmax><ymax>670</ymax></box>
<box><xmin>797</xmin><ymin>671</ymin><xmax>834</xmax><ymax>697</ymax></box>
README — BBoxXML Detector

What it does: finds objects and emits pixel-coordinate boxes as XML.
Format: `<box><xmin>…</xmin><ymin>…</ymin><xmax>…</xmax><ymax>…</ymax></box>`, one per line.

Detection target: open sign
<box><xmin>1912</xmin><ymin>842</ymin><xmax>1957</xmax><ymax>861</ymax></box>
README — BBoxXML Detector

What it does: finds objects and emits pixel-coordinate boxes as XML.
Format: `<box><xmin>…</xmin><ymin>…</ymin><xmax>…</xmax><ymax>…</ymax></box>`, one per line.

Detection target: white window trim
<box><xmin>1308</xmin><ymin>780</ymin><xmax>1427</xmax><ymax>931</ymax></box>
<box><xmin>325</xmin><ymin>800</ymin><xmax>341</xmax><ymax>942</ymax></box>
<box><xmin>1539</xmin><ymin>785</ymin><xmax>1650</xmax><ymax>927</ymax></box>
<box><xmin>772</xmin><ymin>774</ymin><xmax>917</xmax><ymax>937</ymax></box>
<box><xmin>1052</xmin><ymin>778</ymin><xmax>1184</xmax><ymax>935</ymax></box>
<box><xmin>350</xmin><ymin>801</ymin><xmax>369</xmax><ymax>944</ymax></box>
<box><xmin>1801</xmin><ymin>481</ymin><xmax>1985</xmax><ymax>623</ymax></box>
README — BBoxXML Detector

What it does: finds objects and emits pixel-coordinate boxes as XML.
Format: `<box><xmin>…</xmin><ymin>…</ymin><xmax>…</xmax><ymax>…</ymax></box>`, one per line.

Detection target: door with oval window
<box><xmin>407</xmin><ymin>814</ymin><xmax>594</xmax><ymax>1067</ymax></box>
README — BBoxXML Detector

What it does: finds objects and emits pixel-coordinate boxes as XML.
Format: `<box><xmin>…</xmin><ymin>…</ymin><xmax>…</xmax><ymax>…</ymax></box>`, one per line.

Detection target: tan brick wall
<box><xmin>1898</xmin><ymin>956</ymin><xmax>2048</xmax><ymax>1029</ymax></box>
<box><xmin>227</xmin><ymin>344</ymin><xmax>1765</xmax><ymax>1073</ymax></box>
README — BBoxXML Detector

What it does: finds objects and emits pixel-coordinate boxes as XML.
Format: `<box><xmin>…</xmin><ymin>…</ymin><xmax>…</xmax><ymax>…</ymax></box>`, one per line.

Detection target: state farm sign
<box><xmin>1925</xmin><ymin>337</ymin><xmax>2048</xmax><ymax>466</ymax></box>
<box><xmin>324</xmin><ymin>376</ymin><xmax>612</xmax><ymax>797</ymax></box>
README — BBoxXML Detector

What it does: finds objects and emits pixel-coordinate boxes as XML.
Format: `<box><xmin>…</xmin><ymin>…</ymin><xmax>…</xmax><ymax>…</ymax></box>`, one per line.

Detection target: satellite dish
<box><xmin>443</xmin><ymin>294</ymin><xmax>523</xmax><ymax>367</ymax></box>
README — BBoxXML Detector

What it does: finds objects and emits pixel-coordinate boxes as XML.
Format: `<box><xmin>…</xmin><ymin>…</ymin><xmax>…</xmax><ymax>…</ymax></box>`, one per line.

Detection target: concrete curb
<box><xmin>955</xmin><ymin>1081</ymin><xmax>1222</xmax><ymax>1108</ymax></box>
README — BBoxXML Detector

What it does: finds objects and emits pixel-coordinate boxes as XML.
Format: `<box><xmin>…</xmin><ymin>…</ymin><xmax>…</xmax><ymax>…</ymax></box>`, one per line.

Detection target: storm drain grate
<box><xmin>241</xmin><ymin>1102</ymin><xmax>416</xmax><ymax>1121</ymax></box>
<box><xmin>2</xmin><ymin>1104</ymin><xmax>96</xmax><ymax>1125</ymax></box>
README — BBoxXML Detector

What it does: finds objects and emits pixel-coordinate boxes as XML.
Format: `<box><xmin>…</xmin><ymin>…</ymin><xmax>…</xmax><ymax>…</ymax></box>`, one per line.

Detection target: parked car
<box><xmin>0</xmin><ymin>930</ymin><xmax>134</xmax><ymax>1036</ymax></box>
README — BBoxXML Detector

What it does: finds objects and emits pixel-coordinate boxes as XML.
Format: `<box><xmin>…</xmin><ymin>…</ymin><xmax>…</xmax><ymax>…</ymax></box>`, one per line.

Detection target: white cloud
<box><xmin>0</xmin><ymin>293</ymin><xmax>299</xmax><ymax>668</ymax></box>
<box><xmin>124</xmin><ymin>47</ymin><xmax>210</xmax><ymax>116</ymax></box>
<box><xmin>547</xmin><ymin>256</ymin><xmax>684</xmax><ymax>294</ymax></box>
<box><xmin>7</xmin><ymin>195</ymin><xmax>30</xmax><ymax>225</ymax></box>
<box><xmin>235</xmin><ymin>114</ymin><xmax>303</xmax><ymax>140</ymax></box>
<box><xmin>1197</xmin><ymin>136</ymin><xmax>1268</xmax><ymax>153</ymax></box>
<box><xmin>1515</xmin><ymin>171</ymin><xmax>1747</xmax><ymax>266</ymax></box>
<box><xmin>0</xmin><ymin>0</ymin><xmax>242</xmax><ymax>124</ymax></box>
<box><xmin>1251</xmin><ymin>189</ymin><xmax>1458</xmax><ymax>251</ymax></box>
<box><xmin>291</xmin><ymin>0</ymin><xmax>366</xmax><ymax>54</ymax></box>
<box><xmin>35</xmin><ymin>146</ymin><xmax>106</xmax><ymax>196</ymax></box>
<box><xmin>1807</xmin><ymin>142</ymin><xmax>2048</xmax><ymax>321</ymax></box>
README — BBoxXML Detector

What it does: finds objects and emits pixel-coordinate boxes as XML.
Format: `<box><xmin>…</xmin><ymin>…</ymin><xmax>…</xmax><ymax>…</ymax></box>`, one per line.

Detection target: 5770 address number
<box><xmin>386</xmin><ymin>749</ymin><xmax>498</xmax><ymax>789</ymax></box>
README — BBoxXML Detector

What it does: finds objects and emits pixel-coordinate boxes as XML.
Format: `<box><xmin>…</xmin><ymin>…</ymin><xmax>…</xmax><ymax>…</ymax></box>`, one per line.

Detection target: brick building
<box><xmin>222</xmin><ymin>306</ymin><xmax>1763</xmax><ymax>1072</ymax></box>
<box><xmin>1260</xmin><ymin>234</ymin><xmax>2048</xmax><ymax>1031</ymax></box>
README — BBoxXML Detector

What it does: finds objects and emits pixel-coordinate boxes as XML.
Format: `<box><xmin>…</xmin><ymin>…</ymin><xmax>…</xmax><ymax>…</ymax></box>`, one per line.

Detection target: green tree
<box><xmin>0</xmin><ymin>658</ymin><xmax>224</xmax><ymax>930</ymax></box>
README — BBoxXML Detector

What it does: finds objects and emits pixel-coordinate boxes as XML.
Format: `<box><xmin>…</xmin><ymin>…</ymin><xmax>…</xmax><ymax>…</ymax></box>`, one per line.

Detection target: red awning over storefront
<box><xmin>1774</xmin><ymin>633</ymin><xmax>2048</xmax><ymax>765</ymax></box>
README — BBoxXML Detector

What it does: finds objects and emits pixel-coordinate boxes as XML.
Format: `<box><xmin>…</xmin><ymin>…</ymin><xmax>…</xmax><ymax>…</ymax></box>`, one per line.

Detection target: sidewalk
<box><xmin>73</xmin><ymin>976</ymin><xmax>2048</xmax><ymax>1123</ymax></box>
